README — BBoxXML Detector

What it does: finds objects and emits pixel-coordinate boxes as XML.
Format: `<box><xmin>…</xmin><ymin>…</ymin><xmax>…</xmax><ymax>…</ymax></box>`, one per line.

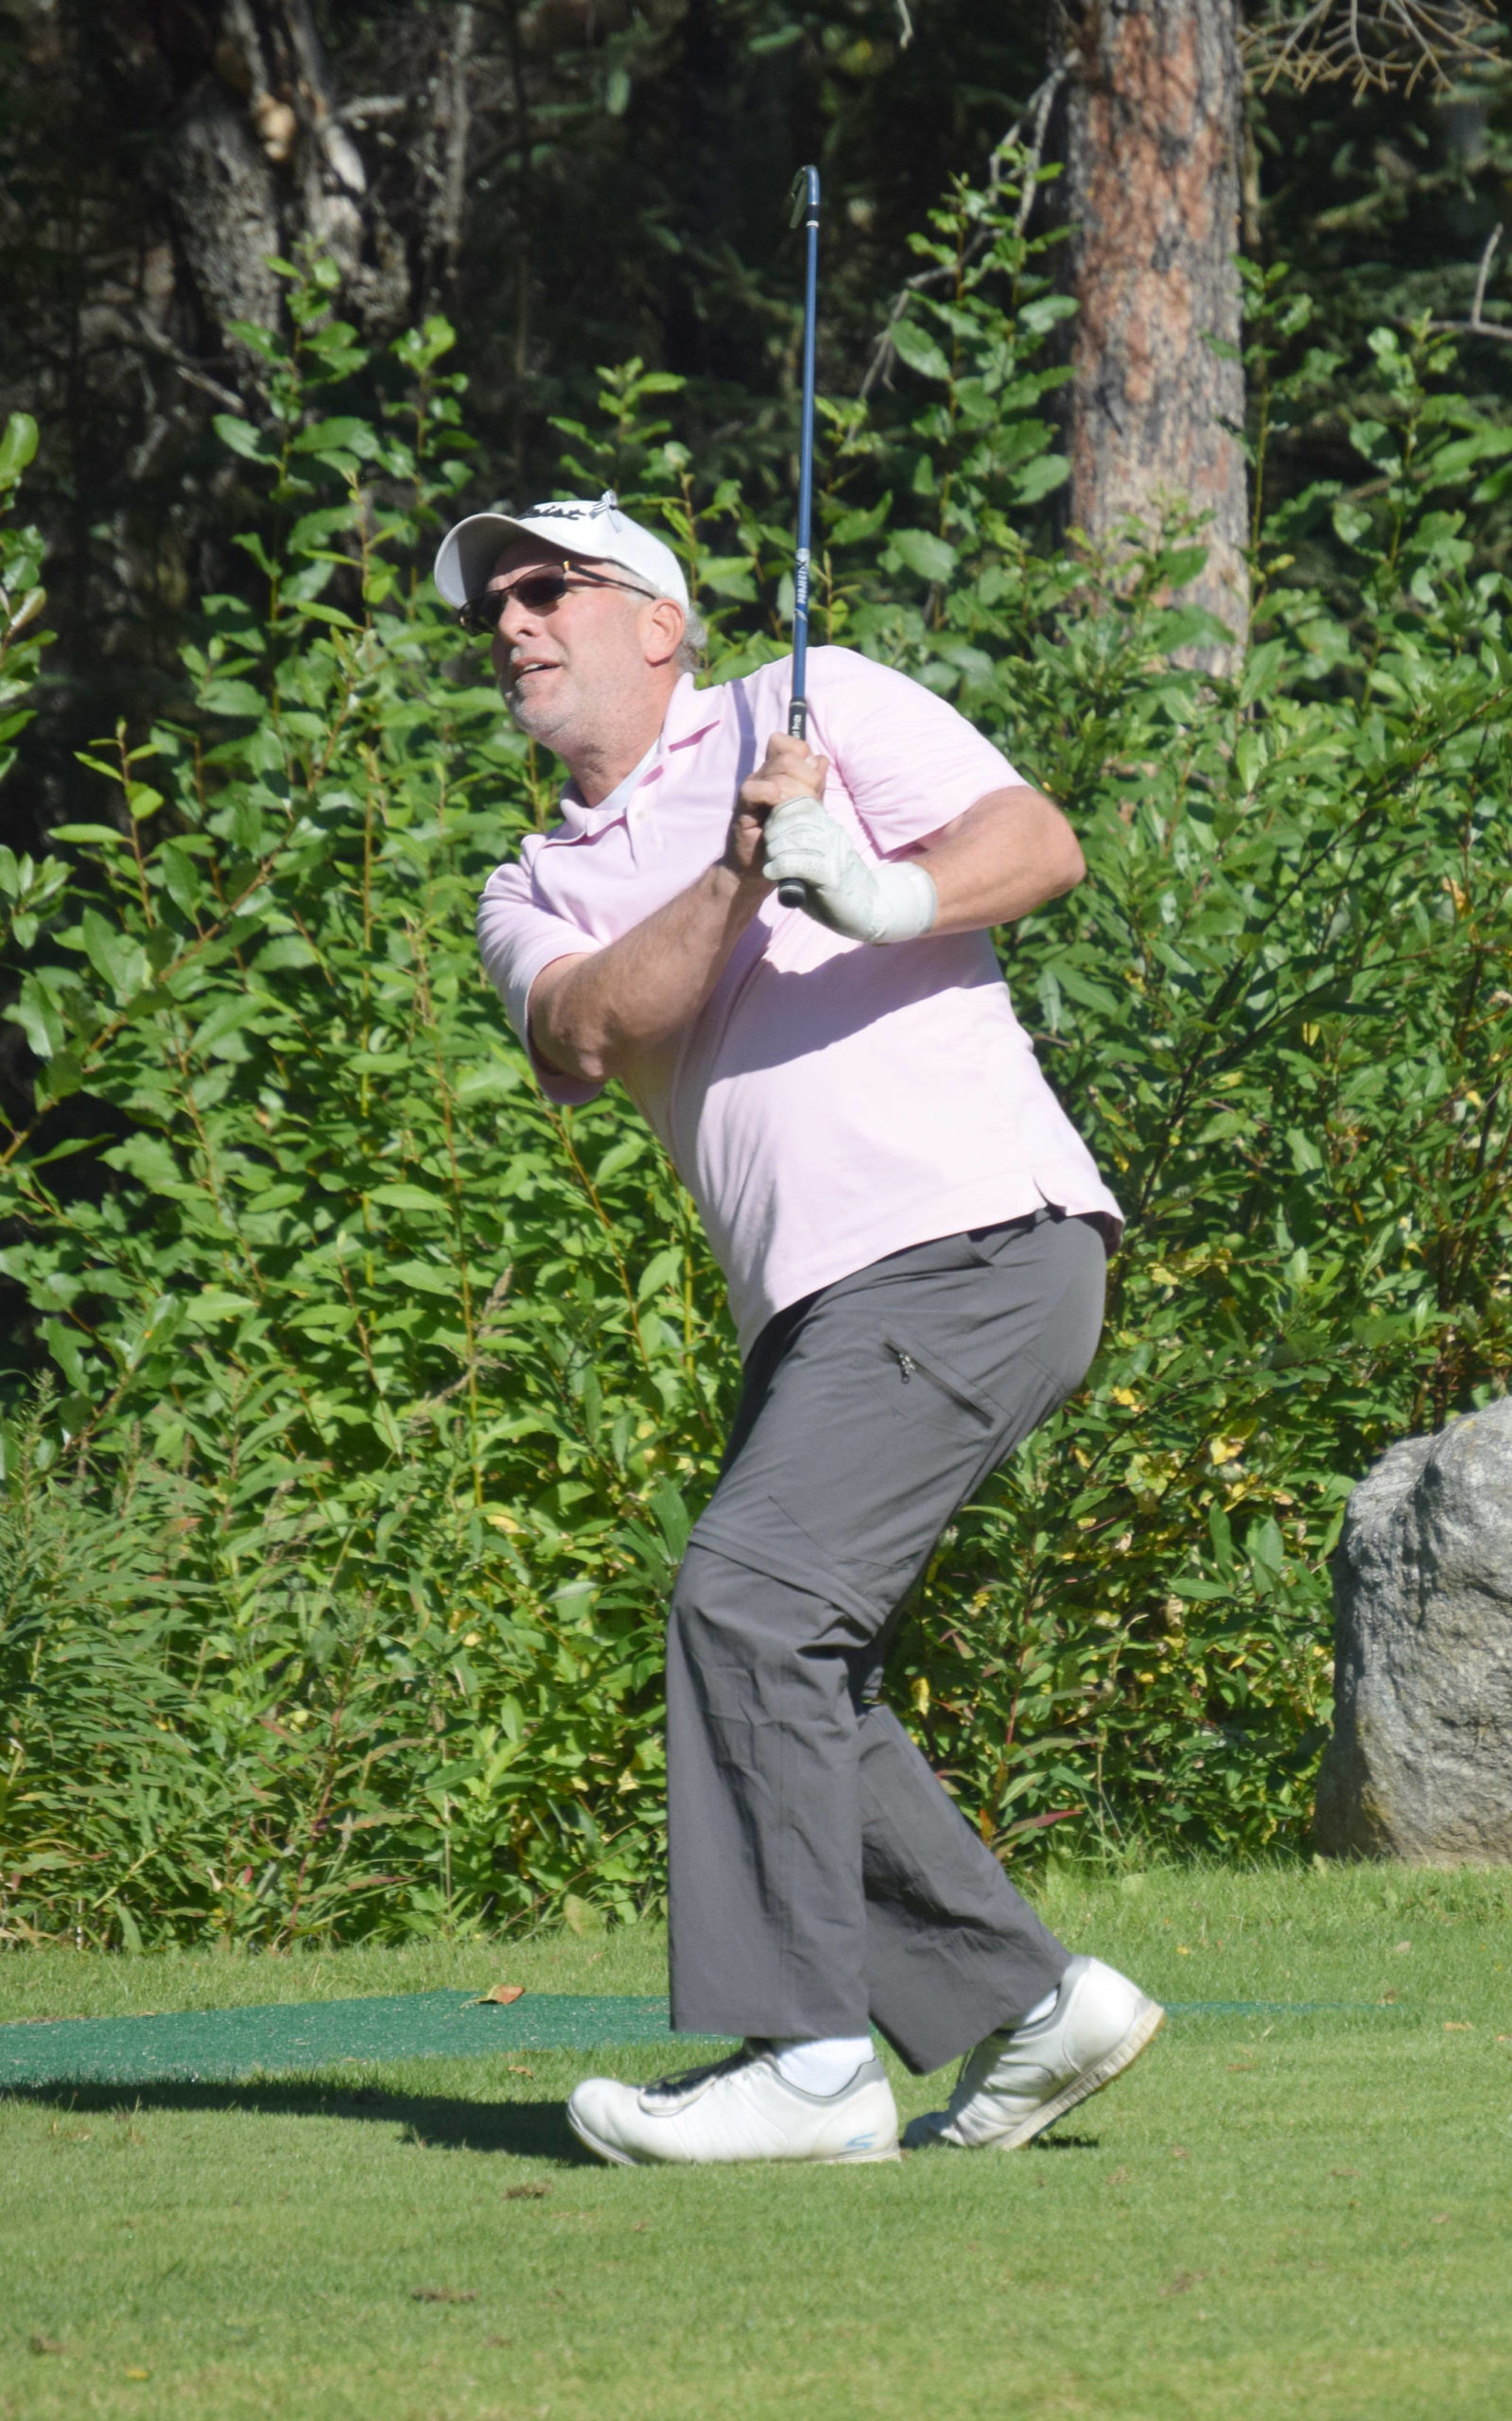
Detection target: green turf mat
<box><xmin>0</xmin><ymin>1991</ymin><xmax>705</xmax><ymax>2088</ymax></box>
<box><xmin>0</xmin><ymin>1990</ymin><xmax>1400</xmax><ymax>2091</ymax></box>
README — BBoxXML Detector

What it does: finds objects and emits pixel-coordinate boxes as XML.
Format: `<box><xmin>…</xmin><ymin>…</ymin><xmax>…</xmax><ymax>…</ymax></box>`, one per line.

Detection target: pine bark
<box><xmin>165</xmin><ymin>0</ymin><xmax>412</xmax><ymax>347</ymax></box>
<box><xmin>1051</xmin><ymin>0</ymin><xmax>1249</xmax><ymax>658</ymax></box>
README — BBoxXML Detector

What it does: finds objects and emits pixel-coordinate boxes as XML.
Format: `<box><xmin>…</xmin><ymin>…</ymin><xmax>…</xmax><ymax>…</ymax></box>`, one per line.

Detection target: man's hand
<box><xmin>762</xmin><ymin>797</ymin><xmax>938</xmax><ymax>947</ymax></box>
<box><xmin>723</xmin><ymin>732</ymin><xmax>829</xmax><ymax>882</ymax></box>
<box><xmin>531</xmin><ymin>735</ymin><xmax>828</xmax><ymax>1086</ymax></box>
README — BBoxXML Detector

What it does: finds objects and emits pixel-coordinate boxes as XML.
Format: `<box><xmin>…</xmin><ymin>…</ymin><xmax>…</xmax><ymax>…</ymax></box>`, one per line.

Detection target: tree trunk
<box><xmin>1051</xmin><ymin>0</ymin><xmax>1249</xmax><ymax>660</ymax></box>
<box><xmin>166</xmin><ymin>0</ymin><xmax>412</xmax><ymax>348</ymax></box>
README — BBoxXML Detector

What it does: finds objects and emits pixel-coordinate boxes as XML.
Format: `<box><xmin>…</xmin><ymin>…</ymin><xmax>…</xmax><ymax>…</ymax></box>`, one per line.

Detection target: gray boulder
<box><xmin>1313</xmin><ymin>1397</ymin><xmax>1512</xmax><ymax>1862</ymax></box>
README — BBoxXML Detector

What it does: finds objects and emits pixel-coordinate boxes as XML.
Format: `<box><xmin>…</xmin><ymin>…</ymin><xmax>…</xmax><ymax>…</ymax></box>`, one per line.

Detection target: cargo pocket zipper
<box><xmin>884</xmin><ymin>1338</ymin><xmax>993</xmax><ymax>1427</ymax></box>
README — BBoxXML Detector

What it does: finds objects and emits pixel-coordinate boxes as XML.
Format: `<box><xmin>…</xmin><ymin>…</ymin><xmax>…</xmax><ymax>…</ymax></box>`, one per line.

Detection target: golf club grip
<box><xmin>779</xmin><ymin>691</ymin><xmax>810</xmax><ymax>910</ymax></box>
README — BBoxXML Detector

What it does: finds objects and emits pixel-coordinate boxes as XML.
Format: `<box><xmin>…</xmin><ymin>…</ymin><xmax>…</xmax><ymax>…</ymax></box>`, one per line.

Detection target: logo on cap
<box><xmin>525</xmin><ymin>492</ymin><xmax>622</xmax><ymax>524</ymax></box>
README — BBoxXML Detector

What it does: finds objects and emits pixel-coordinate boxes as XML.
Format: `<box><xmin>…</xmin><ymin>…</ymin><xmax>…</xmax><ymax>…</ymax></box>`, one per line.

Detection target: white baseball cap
<box><xmin>433</xmin><ymin>490</ymin><xmax>690</xmax><ymax>614</ymax></box>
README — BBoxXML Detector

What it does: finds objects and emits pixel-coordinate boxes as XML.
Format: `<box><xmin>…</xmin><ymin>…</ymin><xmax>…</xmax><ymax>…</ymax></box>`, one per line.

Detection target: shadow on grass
<box><xmin>2</xmin><ymin>2078</ymin><xmax>594</xmax><ymax>2165</ymax></box>
<box><xmin>4</xmin><ymin>2081</ymin><xmax>1109</xmax><ymax>2166</ymax></box>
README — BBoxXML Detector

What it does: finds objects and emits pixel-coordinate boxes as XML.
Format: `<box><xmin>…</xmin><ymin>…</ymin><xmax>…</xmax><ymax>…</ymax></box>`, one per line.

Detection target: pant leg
<box><xmin>857</xmin><ymin>1704</ymin><xmax>1068</xmax><ymax>2074</ymax></box>
<box><xmin>666</xmin><ymin>1549</ymin><xmax>876</xmax><ymax>2043</ymax></box>
<box><xmin>666</xmin><ymin>1210</ymin><xmax>1107</xmax><ymax>2073</ymax></box>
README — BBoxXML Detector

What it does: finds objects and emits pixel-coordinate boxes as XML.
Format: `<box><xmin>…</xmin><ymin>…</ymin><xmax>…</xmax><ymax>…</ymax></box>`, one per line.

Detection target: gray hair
<box><xmin>674</xmin><ymin>604</ymin><xmax>708</xmax><ymax>676</ymax></box>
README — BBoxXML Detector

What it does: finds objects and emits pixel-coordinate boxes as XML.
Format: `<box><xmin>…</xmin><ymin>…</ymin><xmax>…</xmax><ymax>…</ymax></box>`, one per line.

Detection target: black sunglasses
<box><xmin>458</xmin><ymin>565</ymin><xmax>655</xmax><ymax>636</ymax></box>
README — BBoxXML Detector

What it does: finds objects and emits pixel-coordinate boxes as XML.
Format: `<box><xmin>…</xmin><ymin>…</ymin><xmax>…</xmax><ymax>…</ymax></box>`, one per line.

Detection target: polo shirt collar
<box><xmin>558</xmin><ymin>740</ymin><xmax>657</xmax><ymax>836</ymax></box>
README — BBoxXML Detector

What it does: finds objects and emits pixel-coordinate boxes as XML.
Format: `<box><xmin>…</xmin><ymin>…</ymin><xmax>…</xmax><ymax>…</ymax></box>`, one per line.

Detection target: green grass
<box><xmin>4</xmin><ymin>1863</ymin><xmax>1512</xmax><ymax>2420</ymax></box>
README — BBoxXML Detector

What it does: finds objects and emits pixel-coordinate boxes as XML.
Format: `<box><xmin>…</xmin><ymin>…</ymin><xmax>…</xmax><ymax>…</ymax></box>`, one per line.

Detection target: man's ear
<box><xmin>642</xmin><ymin>596</ymin><xmax>686</xmax><ymax>670</ymax></box>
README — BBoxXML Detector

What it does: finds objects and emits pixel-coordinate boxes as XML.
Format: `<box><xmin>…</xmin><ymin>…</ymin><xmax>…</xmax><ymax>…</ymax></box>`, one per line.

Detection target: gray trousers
<box><xmin>666</xmin><ymin>1209</ymin><xmax>1107</xmax><ymax>2076</ymax></box>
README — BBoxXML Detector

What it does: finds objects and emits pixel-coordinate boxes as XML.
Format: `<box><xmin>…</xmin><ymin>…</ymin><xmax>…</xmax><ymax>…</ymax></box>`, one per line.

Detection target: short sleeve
<box><xmin>804</xmin><ymin>647</ymin><xmax>1023</xmax><ymax>855</ymax></box>
<box><xmin>476</xmin><ymin>860</ymin><xmax>604</xmax><ymax>1106</ymax></box>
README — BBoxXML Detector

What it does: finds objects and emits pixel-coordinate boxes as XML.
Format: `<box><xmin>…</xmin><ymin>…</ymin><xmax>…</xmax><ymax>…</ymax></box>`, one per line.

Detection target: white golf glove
<box><xmin>762</xmin><ymin>795</ymin><xmax>937</xmax><ymax>946</ymax></box>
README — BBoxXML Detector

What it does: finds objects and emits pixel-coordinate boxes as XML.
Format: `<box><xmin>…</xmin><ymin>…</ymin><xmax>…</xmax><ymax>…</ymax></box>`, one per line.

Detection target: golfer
<box><xmin>437</xmin><ymin>492</ymin><xmax>1163</xmax><ymax>2168</ymax></box>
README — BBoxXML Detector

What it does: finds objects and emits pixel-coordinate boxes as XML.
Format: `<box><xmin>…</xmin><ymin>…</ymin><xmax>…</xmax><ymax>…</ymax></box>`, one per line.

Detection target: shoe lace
<box><xmin>641</xmin><ymin>2047</ymin><xmax>755</xmax><ymax>2102</ymax></box>
<box><xmin>947</xmin><ymin>2027</ymin><xmax>1017</xmax><ymax>2114</ymax></box>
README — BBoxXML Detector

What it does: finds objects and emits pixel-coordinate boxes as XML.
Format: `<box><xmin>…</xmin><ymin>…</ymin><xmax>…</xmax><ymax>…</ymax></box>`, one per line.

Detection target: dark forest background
<box><xmin>4</xmin><ymin>0</ymin><xmax>1512</xmax><ymax>847</ymax></box>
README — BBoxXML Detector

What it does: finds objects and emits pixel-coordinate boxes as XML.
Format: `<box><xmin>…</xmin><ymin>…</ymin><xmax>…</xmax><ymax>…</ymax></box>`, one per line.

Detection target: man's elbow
<box><xmin>1054</xmin><ymin>829</ymin><xmax>1086</xmax><ymax>894</ymax></box>
<box><xmin>1028</xmin><ymin>803</ymin><xmax>1085</xmax><ymax>901</ymax></box>
<box><xmin>532</xmin><ymin>1012</ymin><xmax>612</xmax><ymax>1088</ymax></box>
<box><xmin>1017</xmin><ymin>789</ymin><xmax>1085</xmax><ymax>899</ymax></box>
<box><xmin>527</xmin><ymin>963</ymin><xmax>613</xmax><ymax>1086</ymax></box>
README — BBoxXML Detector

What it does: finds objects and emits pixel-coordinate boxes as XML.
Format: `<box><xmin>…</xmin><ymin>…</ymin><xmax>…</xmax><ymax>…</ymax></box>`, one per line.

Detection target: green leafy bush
<box><xmin>1</xmin><ymin>185</ymin><xmax>1508</xmax><ymax>1946</ymax></box>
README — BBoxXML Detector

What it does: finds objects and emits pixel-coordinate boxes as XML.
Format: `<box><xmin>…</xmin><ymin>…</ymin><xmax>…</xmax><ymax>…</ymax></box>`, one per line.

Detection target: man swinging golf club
<box><xmin>437</xmin><ymin>482</ymin><xmax>1164</xmax><ymax>2167</ymax></box>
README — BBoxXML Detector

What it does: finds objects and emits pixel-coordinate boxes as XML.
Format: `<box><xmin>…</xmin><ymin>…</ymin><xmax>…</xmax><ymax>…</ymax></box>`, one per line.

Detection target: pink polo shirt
<box><xmin>477</xmin><ymin>646</ymin><xmax>1121</xmax><ymax>1355</ymax></box>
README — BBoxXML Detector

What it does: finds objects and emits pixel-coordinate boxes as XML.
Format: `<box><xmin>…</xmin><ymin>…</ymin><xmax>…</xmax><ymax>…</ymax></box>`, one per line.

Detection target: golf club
<box><xmin>778</xmin><ymin>163</ymin><xmax>821</xmax><ymax>911</ymax></box>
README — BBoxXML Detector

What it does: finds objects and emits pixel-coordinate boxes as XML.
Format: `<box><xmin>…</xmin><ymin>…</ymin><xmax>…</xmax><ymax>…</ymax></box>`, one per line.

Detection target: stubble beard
<box><xmin>497</xmin><ymin>608</ymin><xmax>644</xmax><ymax>766</ymax></box>
<box><xmin>503</xmin><ymin>653</ymin><xmax>628</xmax><ymax>767</ymax></box>
<box><xmin>501</xmin><ymin>671</ymin><xmax>577</xmax><ymax>751</ymax></box>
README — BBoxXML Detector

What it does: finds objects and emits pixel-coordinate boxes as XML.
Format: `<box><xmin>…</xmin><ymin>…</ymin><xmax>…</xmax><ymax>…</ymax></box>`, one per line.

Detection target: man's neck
<box><xmin>566</xmin><ymin>679</ymin><xmax>680</xmax><ymax>807</ymax></box>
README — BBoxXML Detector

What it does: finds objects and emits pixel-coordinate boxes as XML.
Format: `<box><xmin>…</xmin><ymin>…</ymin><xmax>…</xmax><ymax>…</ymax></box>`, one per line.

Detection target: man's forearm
<box><xmin>758</xmin><ymin>781</ymin><xmax>1086</xmax><ymax>948</ymax></box>
<box><xmin>530</xmin><ymin>861</ymin><xmax>768</xmax><ymax>1083</ymax></box>
<box><xmin>919</xmin><ymin>786</ymin><xmax>1086</xmax><ymax>933</ymax></box>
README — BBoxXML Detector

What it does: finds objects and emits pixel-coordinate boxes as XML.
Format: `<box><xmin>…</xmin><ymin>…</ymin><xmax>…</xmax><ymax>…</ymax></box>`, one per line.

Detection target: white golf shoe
<box><xmin>902</xmin><ymin>1955</ymin><xmax>1164</xmax><ymax>2152</ymax></box>
<box><xmin>567</xmin><ymin>2043</ymin><xmax>901</xmax><ymax>2167</ymax></box>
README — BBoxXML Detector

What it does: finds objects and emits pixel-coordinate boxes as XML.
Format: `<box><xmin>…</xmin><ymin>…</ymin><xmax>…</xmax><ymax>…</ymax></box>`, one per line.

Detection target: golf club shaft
<box><xmin>779</xmin><ymin>165</ymin><xmax>821</xmax><ymax>911</ymax></box>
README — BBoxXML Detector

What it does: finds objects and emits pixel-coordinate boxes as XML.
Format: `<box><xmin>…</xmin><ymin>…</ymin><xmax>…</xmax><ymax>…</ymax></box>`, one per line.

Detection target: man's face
<box><xmin>484</xmin><ymin>537</ymin><xmax>677</xmax><ymax>752</ymax></box>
